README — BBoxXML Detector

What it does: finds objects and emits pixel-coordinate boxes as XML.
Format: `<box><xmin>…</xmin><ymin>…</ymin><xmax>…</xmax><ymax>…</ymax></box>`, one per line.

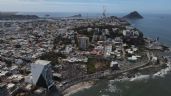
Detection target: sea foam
<box><xmin>130</xmin><ymin>75</ymin><xmax>150</xmax><ymax>81</ymax></box>
<box><xmin>109</xmin><ymin>62</ymin><xmax>171</xmax><ymax>83</ymax></box>
<box><xmin>153</xmin><ymin>62</ymin><xmax>171</xmax><ymax>78</ymax></box>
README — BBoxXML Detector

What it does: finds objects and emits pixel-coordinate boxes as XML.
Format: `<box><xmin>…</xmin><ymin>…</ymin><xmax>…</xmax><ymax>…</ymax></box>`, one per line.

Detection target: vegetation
<box><xmin>86</xmin><ymin>57</ymin><xmax>110</xmax><ymax>74</ymax></box>
<box><xmin>39</xmin><ymin>51</ymin><xmax>66</xmax><ymax>66</ymax></box>
<box><xmin>77</xmin><ymin>29</ymin><xmax>94</xmax><ymax>41</ymax></box>
<box><xmin>123</xmin><ymin>36</ymin><xmax>145</xmax><ymax>46</ymax></box>
<box><xmin>5</xmin><ymin>60</ymin><xmax>12</xmax><ymax>67</ymax></box>
<box><xmin>87</xmin><ymin>57</ymin><xmax>96</xmax><ymax>74</ymax></box>
<box><xmin>53</xmin><ymin>36</ymin><xmax>72</xmax><ymax>49</ymax></box>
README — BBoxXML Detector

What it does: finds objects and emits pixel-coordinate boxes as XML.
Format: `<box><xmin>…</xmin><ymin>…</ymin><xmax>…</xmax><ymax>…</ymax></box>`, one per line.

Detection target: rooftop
<box><xmin>35</xmin><ymin>60</ymin><xmax>51</xmax><ymax>65</ymax></box>
<box><xmin>0</xmin><ymin>83</ymin><xmax>6</xmax><ymax>88</ymax></box>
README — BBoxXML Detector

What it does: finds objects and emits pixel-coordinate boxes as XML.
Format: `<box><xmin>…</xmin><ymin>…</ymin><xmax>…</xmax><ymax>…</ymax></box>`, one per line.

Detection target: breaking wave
<box><xmin>109</xmin><ymin>62</ymin><xmax>171</xmax><ymax>82</ymax></box>
<box><xmin>153</xmin><ymin>62</ymin><xmax>171</xmax><ymax>78</ymax></box>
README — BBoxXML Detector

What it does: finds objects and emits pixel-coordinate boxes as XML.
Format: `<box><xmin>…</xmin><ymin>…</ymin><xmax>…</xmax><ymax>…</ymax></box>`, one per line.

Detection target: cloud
<box><xmin>0</xmin><ymin>0</ymin><xmax>104</xmax><ymax>12</ymax></box>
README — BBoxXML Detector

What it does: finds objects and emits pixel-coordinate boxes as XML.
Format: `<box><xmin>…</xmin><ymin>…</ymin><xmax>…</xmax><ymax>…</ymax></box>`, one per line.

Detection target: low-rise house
<box><xmin>7</xmin><ymin>83</ymin><xmax>16</xmax><ymax>92</ymax></box>
<box><xmin>8</xmin><ymin>74</ymin><xmax>24</xmax><ymax>83</ymax></box>
<box><xmin>104</xmin><ymin>45</ymin><xmax>112</xmax><ymax>57</ymax></box>
<box><xmin>110</xmin><ymin>61</ymin><xmax>120</xmax><ymax>70</ymax></box>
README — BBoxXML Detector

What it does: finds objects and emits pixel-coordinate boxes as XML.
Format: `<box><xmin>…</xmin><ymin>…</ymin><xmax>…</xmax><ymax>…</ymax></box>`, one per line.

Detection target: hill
<box><xmin>0</xmin><ymin>14</ymin><xmax>39</xmax><ymax>20</ymax></box>
<box><xmin>123</xmin><ymin>11</ymin><xmax>143</xmax><ymax>19</ymax></box>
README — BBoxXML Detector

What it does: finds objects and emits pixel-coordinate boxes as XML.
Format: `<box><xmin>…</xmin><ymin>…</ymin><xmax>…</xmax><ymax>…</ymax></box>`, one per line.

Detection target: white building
<box><xmin>31</xmin><ymin>60</ymin><xmax>54</xmax><ymax>89</ymax></box>
<box><xmin>110</xmin><ymin>61</ymin><xmax>120</xmax><ymax>70</ymax></box>
<box><xmin>104</xmin><ymin>45</ymin><xmax>112</xmax><ymax>57</ymax></box>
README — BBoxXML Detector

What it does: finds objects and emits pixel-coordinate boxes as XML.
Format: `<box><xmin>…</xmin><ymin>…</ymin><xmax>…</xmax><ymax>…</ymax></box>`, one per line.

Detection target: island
<box><xmin>123</xmin><ymin>11</ymin><xmax>143</xmax><ymax>19</ymax></box>
<box><xmin>70</xmin><ymin>14</ymin><xmax>82</xmax><ymax>18</ymax></box>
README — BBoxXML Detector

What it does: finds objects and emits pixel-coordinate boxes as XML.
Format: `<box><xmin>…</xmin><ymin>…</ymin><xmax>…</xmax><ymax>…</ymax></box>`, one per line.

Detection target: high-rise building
<box><xmin>31</xmin><ymin>60</ymin><xmax>54</xmax><ymax>89</ymax></box>
<box><xmin>0</xmin><ymin>83</ymin><xmax>11</xmax><ymax>96</ymax></box>
<box><xmin>78</xmin><ymin>36</ymin><xmax>89</xmax><ymax>50</ymax></box>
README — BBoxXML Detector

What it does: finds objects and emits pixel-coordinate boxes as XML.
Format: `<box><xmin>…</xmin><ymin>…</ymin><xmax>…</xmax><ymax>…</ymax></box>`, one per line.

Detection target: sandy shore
<box><xmin>64</xmin><ymin>81</ymin><xmax>94</xmax><ymax>96</ymax></box>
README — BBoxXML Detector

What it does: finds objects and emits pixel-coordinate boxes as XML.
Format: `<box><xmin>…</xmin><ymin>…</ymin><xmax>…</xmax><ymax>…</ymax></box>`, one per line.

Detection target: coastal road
<box><xmin>57</xmin><ymin>52</ymin><xmax>151</xmax><ymax>94</ymax></box>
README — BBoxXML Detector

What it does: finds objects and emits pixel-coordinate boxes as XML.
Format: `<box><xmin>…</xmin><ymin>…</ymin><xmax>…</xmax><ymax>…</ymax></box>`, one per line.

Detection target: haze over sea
<box><xmin>20</xmin><ymin>12</ymin><xmax>171</xmax><ymax>96</ymax></box>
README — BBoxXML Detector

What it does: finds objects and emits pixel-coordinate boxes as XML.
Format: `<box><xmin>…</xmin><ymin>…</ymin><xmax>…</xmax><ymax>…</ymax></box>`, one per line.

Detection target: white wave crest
<box><xmin>108</xmin><ymin>62</ymin><xmax>171</xmax><ymax>83</ymax></box>
<box><xmin>153</xmin><ymin>62</ymin><xmax>171</xmax><ymax>78</ymax></box>
<box><xmin>130</xmin><ymin>75</ymin><xmax>150</xmax><ymax>81</ymax></box>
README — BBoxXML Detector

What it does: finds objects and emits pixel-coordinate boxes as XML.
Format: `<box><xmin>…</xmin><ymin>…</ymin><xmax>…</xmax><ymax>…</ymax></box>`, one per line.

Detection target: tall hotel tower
<box><xmin>31</xmin><ymin>60</ymin><xmax>54</xmax><ymax>89</ymax></box>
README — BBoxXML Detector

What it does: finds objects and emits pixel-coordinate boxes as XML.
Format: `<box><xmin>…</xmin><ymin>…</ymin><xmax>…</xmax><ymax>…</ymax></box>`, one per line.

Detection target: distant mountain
<box><xmin>123</xmin><ymin>11</ymin><xmax>143</xmax><ymax>19</ymax></box>
<box><xmin>0</xmin><ymin>14</ymin><xmax>39</xmax><ymax>20</ymax></box>
<box><xmin>0</xmin><ymin>12</ymin><xmax>17</xmax><ymax>16</ymax></box>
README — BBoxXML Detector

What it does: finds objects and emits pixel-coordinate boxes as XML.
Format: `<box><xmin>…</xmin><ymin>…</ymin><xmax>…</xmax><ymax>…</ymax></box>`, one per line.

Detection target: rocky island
<box><xmin>123</xmin><ymin>11</ymin><xmax>143</xmax><ymax>19</ymax></box>
<box><xmin>70</xmin><ymin>14</ymin><xmax>82</xmax><ymax>18</ymax></box>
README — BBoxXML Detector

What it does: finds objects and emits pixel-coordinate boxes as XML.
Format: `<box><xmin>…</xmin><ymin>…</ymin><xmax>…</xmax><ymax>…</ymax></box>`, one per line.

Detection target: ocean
<box><xmin>69</xmin><ymin>14</ymin><xmax>171</xmax><ymax>96</ymax></box>
<box><xmin>128</xmin><ymin>14</ymin><xmax>171</xmax><ymax>47</ymax></box>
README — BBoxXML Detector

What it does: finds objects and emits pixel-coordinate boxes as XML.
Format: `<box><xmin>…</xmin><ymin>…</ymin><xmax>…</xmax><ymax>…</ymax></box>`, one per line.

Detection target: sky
<box><xmin>0</xmin><ymin>0</ymin><xmax>171</xmax><ymax>14</ymax></box>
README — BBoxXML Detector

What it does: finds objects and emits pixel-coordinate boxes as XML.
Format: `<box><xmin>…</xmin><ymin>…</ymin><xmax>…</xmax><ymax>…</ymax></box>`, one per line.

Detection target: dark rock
<box><xmin>123</xmin><ymin>11</ymin><xmax>143</xmax><ymax>19</ymax></box>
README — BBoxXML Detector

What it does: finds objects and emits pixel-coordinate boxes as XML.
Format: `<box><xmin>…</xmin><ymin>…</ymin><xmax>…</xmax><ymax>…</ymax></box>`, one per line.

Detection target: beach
<box><xmin>64</xmin><ymin>81</ymin><xmax>94</xmax><ymax>96</ymax></box>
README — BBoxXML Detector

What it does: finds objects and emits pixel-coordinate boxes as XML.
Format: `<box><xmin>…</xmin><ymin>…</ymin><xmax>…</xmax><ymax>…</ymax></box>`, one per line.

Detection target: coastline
<box><xmin>62</xmin><ymin>53</ymin><xmax>171</xmax><ymax>96</ymax></box>
<box><xmin>63</xmin><ymin>81</ymin><xmax>95</xmax><ymax>96</ymax></box>
<box><xmin>64</xmin><ymin>61</ymin><xmax>171</xmax><ymax>96</ymax></box>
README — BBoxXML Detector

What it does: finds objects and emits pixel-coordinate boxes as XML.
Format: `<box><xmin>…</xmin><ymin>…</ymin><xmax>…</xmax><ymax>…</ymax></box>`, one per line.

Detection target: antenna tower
<box><xmin>102</xmin><ymin>6</ymin><xmax>106</xmax><ymax>18</ymax></box>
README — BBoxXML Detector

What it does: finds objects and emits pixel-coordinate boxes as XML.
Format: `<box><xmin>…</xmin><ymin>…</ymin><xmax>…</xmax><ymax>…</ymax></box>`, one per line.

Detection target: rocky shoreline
<box><xmin>63</xmin><ymin>64</ymin><xmax>171</xmax><ymax>96</ymax></box>
<box><xmin>63</xmin><ymin>48</ymin><xmax>171</xmax><ymax>96</ymax></box>
<box><xmin>63</xmin><ymin>81</ymin><xmax>95</xmax><ymax>96</ymax></box>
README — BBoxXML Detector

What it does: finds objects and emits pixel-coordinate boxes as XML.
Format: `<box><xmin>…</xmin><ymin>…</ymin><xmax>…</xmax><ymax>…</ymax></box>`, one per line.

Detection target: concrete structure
<box><xmin>104</xmin><ymin>45</ymin><xmax>112</xmax><ymax>57</ymax></box>
<box><xmin>110</xmin><ymin>61</ymin><xmax>119</xmax><ymax>70</ymax></box>
<box><xmin>78</xmin><ymin>36</ymin><xmax>89</xmax><ymax>50</ymax></box>
<box><xmin>31</xmin><ymin>60</ymin><xmax>54</xmax><ymax>89</ymax></box>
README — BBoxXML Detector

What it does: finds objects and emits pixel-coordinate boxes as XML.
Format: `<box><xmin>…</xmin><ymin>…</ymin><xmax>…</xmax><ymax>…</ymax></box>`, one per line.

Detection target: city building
<box><xmin>31</xmin><ymin>60</ymin><xmax>54</xmax><ymax>89</ymax></box>
<box><xmin>110</xmin><ymin>61</ymin><xmax>120</xmax><ymax>70</ymax></box>
<box><xmin>104</xmin><ymin>45</ymin><xmax>112</xmax><ymax>57</ymax></box>
<box><xmin>78</xmin><ymin>36</ymin><xmax>89</xmax><ymax>50</ymax></box>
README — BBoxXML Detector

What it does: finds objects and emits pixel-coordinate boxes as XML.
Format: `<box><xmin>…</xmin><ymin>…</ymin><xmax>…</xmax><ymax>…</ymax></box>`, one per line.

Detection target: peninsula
<box><xmin>0</xmin><ymin>14</ymin><xmax>170</xmax><ymax>96</ymax></box>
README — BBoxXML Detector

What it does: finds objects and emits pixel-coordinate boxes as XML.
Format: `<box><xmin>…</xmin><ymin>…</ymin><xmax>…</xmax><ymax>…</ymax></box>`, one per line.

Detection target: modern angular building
<box><xmin>31</xmin><ymin>60</ymin><xmax>54</xmax><ymax>89</ymax></box>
